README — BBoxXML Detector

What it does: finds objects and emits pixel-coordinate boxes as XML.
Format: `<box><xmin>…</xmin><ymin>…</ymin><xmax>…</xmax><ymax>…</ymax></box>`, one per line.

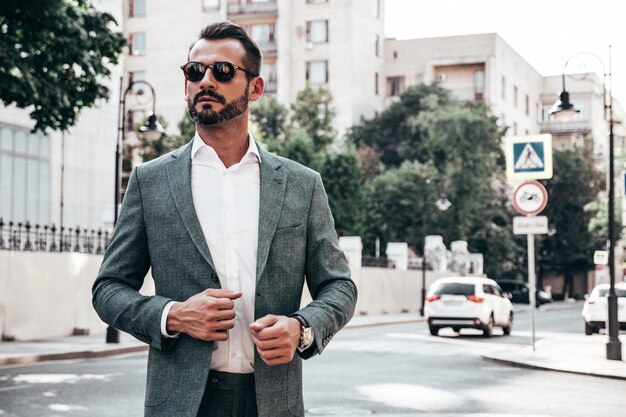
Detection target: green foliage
<box><xmin>291</xmin><ymin>84</ymin><xmax>337</xmax><ymax>153</ymax></box>
<box><xmin>137</xmin><ymin>113</ymin><xmax>191</xmax><ymax>162</ymax></box>
<box><xmin>362</xmin><ymin>161</ymin><xmax>438</xmax><ymax>255</ymax></box>
<box><xmin>0</xmin><ymin>0</ymin><xmax>126</xmax><ymax>133</ymax></box>
<box><xmin>320</xmin><ymin>149</ymin><xmax>363</xmax><ymax>236</ymax></box>
<box><xmin>537</xmin><ymin>146</ymin><xmax>606</xmax><ymax>291</ymax></box>
<box><xmin>349</xmin><ymin>84</ymin><xmax>453</xmax><ymax>167</ymax></box>
<box><xmin>280</xmin><ymin>129</ymin><xmax>319</xmax><ymax>170</ymax></box>
<box><xmin>250</xmin><ymin>96</ymin><xmax>289</xmax><ymax>153</ymax></box>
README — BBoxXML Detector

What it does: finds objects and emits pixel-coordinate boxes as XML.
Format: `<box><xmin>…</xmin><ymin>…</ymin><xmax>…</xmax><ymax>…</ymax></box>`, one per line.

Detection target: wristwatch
<box><xmin>293</xmin><ymin>315</ymin><xmax>314</xmax><ymax>352</ymax></box>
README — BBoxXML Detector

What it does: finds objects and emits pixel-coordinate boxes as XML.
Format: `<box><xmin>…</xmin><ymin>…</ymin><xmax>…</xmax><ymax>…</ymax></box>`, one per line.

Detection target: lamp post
<box><xmin>420</xmin><ymin>178</ymin><xmax>451</xmax><ymax>316</ymax></box>
<box><xmin>550</xmin><ymin>47</ymin><xmax>621</xmax><ymax>360</ymax></box>
<box><xmin>107</xmin><ymin>77</ymin><xmax>164</xmax><ymax>344</ymax></box>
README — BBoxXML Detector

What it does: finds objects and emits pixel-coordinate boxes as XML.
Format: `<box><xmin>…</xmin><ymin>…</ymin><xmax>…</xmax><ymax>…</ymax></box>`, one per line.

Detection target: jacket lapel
<box><xmin>166</xmin><ymin>142</ymin><xmax>216</xmax><ymax>272</ymax></box>
<box><xmin>256</xmin><ymin>148</ymin><xmax>287</xmax><ymax>281</ymax></box>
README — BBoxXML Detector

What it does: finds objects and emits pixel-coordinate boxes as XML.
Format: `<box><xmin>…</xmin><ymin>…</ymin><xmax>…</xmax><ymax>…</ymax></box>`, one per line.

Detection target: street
<box><xmin>1</xmin><ymin>302</ymin><xmax>625</xmax><ymax>416</ymax></box>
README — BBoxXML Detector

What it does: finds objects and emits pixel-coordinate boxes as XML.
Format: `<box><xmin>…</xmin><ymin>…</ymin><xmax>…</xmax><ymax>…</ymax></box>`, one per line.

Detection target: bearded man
<box><xmin>92</xmin><ymin>21</ymin><xmax>357</xmax><ymax>417</ymax></box>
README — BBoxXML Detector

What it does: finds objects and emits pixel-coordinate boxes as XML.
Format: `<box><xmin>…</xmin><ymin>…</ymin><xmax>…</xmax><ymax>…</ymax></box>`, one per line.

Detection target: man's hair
<box><xmin>189</xmin><ymin>21</ymin><xmax>262</xmax><ymax>78</ymax></box>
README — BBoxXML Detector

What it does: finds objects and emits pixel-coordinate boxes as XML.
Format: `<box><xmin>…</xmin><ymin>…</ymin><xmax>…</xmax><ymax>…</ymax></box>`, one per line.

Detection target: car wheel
<box><xmin>502</xmin><ymin>313</ymin><xmax>513</xmax><ymax>335</ymax></box>
<box><xmin>584</xmin><ymin>321</ymin><xmax>594</xmax><ymax>336</ymax></box>
<box><xmin>452</xmin><ymin>327</ymin><xmax>461</xmax><ymax>333</ymax></box>
<box><xmin>429</xmin><ymin>325</ymin><xmax>439</xmax><ymax>336</ymax></box>
<box><xmin>482</xmin><ymin>314</ymin><xmax>495</xmax><ymax>338</ymax></box>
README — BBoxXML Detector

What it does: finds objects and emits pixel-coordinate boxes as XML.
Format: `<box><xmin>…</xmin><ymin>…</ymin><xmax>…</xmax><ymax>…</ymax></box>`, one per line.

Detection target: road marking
<box><xmin>0</xmin><ymin>384</ymin><xmax>33</xmax><ymax>392</ymax></box>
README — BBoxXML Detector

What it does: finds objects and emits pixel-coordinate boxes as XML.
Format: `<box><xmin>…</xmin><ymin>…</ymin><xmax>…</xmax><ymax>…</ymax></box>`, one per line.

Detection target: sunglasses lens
<box><xmin>184</xmin><ymin>62</ymin><xmax>206</xmax><ymax>82</ymax></box>
<box><xmin>212</xmin><ymin>62</ymin><xmax>236</xmax><ymax>82</ymax></box>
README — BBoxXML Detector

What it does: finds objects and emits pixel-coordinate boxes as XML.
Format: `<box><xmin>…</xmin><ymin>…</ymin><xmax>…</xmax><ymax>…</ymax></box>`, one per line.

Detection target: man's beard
<box><xmin>188</xmin><ymin>84</ymin><xmax>250</xmax><ymax>126</ymax></box>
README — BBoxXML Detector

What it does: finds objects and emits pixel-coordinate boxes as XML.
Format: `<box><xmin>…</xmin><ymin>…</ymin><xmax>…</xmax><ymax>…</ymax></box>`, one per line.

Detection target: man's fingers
<box><xmin>202</xmin><ymin>288</ymin><xmax>243</xmax><ymax>300</ymax></box>
<box><xmin>249</xmin><ymin>314</ymin><xmax>278</xmax><ymax>332</ymax></box>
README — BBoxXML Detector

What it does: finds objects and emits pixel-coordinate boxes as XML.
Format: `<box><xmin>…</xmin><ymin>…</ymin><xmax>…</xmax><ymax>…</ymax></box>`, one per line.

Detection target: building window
<box><xmin>513</xmin><ymin>85</ymin><xmax>518</xmax><ymax>108</ymax></box>
<box><xmin>375</xmin><ymin>34</ymin><xmax>379</xmax><ymax>56</ymax></box>
<box><xmin>525</xmin><ymin>95</ymin><xmax>530</xmax><ymax>115</ymax></box>
<box><xmin>306</xmin><ymin>20</ymin><xmax>328</xmax><ymax>44</ymax></box>
<box><xmin>130</xmin><ymin>0</ymin><xmax>147</xmax><ymax>17</ymax></box>
<box><xmin>501</xmin><ymin>75</ymin><xmax>505</xmax><ymax>99</ymax></box>
<box><xmin>261</xmin><ymin>63</ymin><xmax>277</xmax><ymax>92</ymax></box>
<box><xmin>513</xmin><ymin>122</ymin><xmax>518</xmax><ymax>135</ymax></box>
<box><xmin>129</xmin><ymin>71</ymin><xmax>146</xmax><ymax>93</ymax></box>
<box><xmin>306</xmin><ymin>60</ymin><xmax>328</xmax><ymax>84</ymax></box>
<box><xmin>375</xmin><ymin>72</ymin><xmax>379</xmax><ymax>95</ymax></box>
<box><xmin>203</xmin><ymin>0</ymin><xmax>220</xmax><ymax>11</ymax></box>
<box><xmin>474</xmin><ymin>70</ymin><xmax>484</xmax><ymax>101</ymax></box>
<box><xmin>386</xmin><ymin>76</ymin><xmax>405</xmax><ymax>97</ymax></box>
<box><xmin>250</xmin><ymin>24</ymin><xmax>274</xmax><ymax>44</ymax></box>
<box><xmin>130</xmin><ymin>32</ymin><xmax>146</xmax><ymax>55</ymax></box>
<box><xmin>0</xmin><ymin>125</ymin><xmax>51</xmax><ymax>225</ymax></box>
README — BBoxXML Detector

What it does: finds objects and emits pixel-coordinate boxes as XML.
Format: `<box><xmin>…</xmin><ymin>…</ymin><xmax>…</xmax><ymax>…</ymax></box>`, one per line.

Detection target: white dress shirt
<box><xmin>160</xmin><ymin>132</ymin><xmax>260</xmax><ymax>373</ymax></box>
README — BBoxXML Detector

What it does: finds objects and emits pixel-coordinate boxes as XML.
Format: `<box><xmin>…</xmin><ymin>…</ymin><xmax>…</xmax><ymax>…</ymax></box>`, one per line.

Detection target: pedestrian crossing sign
<box><xmin>505</xmin><ymin>134</ymin><xmax>553</xmax><ymax>180</ymax></box>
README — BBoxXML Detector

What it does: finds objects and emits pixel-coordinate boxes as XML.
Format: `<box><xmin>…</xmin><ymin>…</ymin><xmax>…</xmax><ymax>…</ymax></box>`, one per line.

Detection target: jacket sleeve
<box><xmin>92</xmin><ymin>166</ymin><xmax>177</xmax><ymax>351</ymax></box>
<box><xmin>293</xmin><ymin>173</ymin><xmax>357</xmax><ymax>358</ymax></box>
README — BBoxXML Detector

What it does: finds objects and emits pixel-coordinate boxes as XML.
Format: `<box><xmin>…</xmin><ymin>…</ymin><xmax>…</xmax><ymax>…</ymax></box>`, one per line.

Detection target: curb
<box><xmin>0</xmin><ymin>344</ymin><xmax>148</xmax><ymax>366</ymax></box>
<box><xmin>345</xmin><ymin>318</ymin><xmax>425</xmax><ymax>329</ymax></box>
<box><xmin>481</xmin><ymin>354</ymin><xmax>626</xmax><ymax>381</ymax></box>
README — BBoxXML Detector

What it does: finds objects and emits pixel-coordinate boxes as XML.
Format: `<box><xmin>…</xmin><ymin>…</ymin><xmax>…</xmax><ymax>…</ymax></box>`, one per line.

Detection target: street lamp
<box><xmin>550</xmin><ymin>47</ymin><xmax>621</xmax><ymax>361</ymax></box>
<box><xmin>107</xmin><ymin>77</ymin><xmax>163</xmax><ymax>344</ymax></box>
<box><xmin>420</xmin><ymin>178</ymin><xmax>451</xmax><ymax>316</ymax></box>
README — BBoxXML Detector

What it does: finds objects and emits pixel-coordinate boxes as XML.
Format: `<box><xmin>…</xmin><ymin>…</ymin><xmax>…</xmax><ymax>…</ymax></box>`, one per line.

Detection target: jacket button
<box><xmin>211</xmin><ymin>273</ymin><xmax>219</xmax><ymax>282</ymax></box>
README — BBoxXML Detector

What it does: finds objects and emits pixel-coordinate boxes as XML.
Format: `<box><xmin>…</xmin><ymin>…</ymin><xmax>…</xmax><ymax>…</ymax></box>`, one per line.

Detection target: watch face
<box><xmin>302</xmin><ymin>327</ymin><xmax>314</xmax><ymax>347</ymax></box>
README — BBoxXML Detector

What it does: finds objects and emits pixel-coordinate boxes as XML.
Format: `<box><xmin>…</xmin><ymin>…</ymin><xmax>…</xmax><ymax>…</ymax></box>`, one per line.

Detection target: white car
<box><xmin>425</xmin><ymin>277</ymin><xmax>514</xmax><ymax>337</ymax></box>
<box><xmin>582</xmin><ymin>283</ymin><xmax>626</xmax><ymax>335</ymax></box>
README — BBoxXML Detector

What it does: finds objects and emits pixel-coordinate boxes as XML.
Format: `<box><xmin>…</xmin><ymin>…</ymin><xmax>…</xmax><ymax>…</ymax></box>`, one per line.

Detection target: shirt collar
<box><xmin>191</xmin><ymin>132</ymin><xmax>261</xmax><ymax>164</ymax></box>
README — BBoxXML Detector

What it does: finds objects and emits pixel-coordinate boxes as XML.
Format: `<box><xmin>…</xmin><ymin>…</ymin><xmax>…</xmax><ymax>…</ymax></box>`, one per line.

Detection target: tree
<box><xmin>349</xmin><ymin>84</ymin><xmax>453</xmax><ymax>167</ymax></box>
<box><xmin>250</xmin><ymin>96</ymin><xmax>289</xmax><ymax>153</ymax></box>
<box><xmin>319</xmin><ymin>149</ymin><xmax>363</xmax><ymax>236</ymax></box>
<box><xmin>537</xmin><ymin>145</ymin><xmax>605</xmax><ymax>297</ymax></box>
<box><xmin>0</xmin><ymin>0</ymin><xmax>126</xmax><ymax>133</ymax></box>
<box><xmin>291</xmin><ymin>84</ymin><xmax>337</xmax><ymax>153</ymax></box>
<box><xmin>356</xmin><ymin>83</ymin><xmax>518</xmax><ymax>277</ymax></box>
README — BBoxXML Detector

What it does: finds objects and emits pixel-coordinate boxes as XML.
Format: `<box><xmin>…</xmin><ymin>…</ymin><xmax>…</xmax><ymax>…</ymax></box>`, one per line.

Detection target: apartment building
<box><xmin>123</xmin><ymin>0</ymin><xmax>385</xmax><ymax>136</ymax></box>
<box><xmin>384</xmin><ymin>33</ymin><xmax>545</xmax><ymax>137</ymax></box>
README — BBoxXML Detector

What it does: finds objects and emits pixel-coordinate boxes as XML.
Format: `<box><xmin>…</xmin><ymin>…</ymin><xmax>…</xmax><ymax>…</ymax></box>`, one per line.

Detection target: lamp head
<box><xmin>139</xmin><ymin>113</ymin><xmax>165</xmax><ymax>141</ymax></box>
<box><xmin>549</xmin><ymin>90</ymin><xmax>580</xmax><ymax>123</ymax></box>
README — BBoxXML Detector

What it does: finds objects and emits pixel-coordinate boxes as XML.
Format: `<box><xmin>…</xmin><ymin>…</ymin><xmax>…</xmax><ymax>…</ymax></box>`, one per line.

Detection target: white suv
<box><xmin>582</xmin><ymin>283</ymin><xmax>626</xmax><ymax>335</ymax></box>
<box><xmin>425</xmin><ymin>277</ymin><xmax>514</xmax><ymax>337</ymax></box>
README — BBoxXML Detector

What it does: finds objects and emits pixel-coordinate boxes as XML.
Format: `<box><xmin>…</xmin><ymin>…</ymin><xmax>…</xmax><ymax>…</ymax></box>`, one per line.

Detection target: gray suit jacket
<box><xmin>92</xmin><ymin>140</ymin><xmax>357</xmax><ymax>417</ymax></box>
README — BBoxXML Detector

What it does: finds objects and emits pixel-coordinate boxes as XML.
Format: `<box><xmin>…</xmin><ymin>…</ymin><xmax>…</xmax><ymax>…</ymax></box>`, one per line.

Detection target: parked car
<box><xmin>582</xmin><ymin>283</ymin><xmax>626</xmax><ymax>335</ymax></box>
<box><xmin>496</xmin><ymin>279</ymin><xmax>552</xmax><ymax>306</ymax></box>
<box><xmin>425</xmin><ymin>277</ymin><xmax>514</xmax><ymax>337</ymax></box>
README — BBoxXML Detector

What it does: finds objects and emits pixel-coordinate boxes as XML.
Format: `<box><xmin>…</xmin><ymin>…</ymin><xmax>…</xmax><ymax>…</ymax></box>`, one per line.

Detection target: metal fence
<box><xmin>361</xmin><ymin>256</ymin><xmax>395</xmax><ymax>269</ymax></box>
<box><xmin>0</xmin><ymin>218</ymin><xmax>111</xmax><ymax>254</ymax></box>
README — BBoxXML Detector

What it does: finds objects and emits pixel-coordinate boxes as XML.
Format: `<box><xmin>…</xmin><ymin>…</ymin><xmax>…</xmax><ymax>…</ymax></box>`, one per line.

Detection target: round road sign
<box><xmin>512</xmin><ymin>181</ymin><xmax>548</xmax><ymax>215</ymax></box>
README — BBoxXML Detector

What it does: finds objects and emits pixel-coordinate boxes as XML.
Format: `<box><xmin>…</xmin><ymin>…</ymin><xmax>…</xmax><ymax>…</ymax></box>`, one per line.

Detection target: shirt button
<box><xmin>211</xmin><ymin>273</ymin><xmax>219</xmax><ymax>282</ymax></box>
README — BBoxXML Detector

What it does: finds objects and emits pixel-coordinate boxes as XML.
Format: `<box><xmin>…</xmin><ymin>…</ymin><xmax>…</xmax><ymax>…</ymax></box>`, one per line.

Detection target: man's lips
<box><xmin>197</xmin><ymin>96</ymin><xmax>218</xmax><ymax>103</ymax></box>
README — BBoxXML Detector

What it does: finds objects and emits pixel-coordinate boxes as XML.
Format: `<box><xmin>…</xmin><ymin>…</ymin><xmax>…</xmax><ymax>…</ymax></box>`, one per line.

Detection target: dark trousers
<box><xmin>197</xmin><ymin>371</ymin><xmax>258</xmax><ymax>417</ymax></box>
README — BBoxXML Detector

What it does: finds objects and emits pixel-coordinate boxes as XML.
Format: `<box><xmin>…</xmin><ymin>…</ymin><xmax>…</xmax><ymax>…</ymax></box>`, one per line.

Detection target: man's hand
<box><xmin>166</xmin><ymin>289</ymin><xmax>242</xmax><ymax>341</ymax></box>
<box><xmin>249</xmin><ymin>315</ymin><xmax>301</xmax><ymax>366</ymax></box>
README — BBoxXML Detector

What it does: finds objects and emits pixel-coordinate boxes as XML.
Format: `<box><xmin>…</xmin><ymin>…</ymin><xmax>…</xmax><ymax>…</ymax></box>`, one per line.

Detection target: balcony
<box><xmin>540</xmin><ymin>120</ymin><xmax>590</xmax><ymax>134</ymax></box>
<box><xmin>227</xmin><ymin>1</ymin><xmax>278</xmax><ymax>17</ymax></box>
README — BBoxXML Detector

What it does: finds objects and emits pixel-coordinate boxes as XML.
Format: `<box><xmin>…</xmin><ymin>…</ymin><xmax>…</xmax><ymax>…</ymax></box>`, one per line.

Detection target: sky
<box><xmin>385</xmin><ymin>0</ymin><xmax>626</xmax><ymax>104</ymax></box>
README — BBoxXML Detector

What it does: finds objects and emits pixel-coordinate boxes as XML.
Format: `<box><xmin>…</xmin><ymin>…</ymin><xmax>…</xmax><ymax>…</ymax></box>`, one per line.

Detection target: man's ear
<box><xmin>248</xmin><ymin>77</ymin><xmax>265</xmax><ymax>103</ymax></box>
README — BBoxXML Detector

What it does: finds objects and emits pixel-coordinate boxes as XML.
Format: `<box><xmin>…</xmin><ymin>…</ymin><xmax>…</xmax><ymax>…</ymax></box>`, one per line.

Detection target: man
<box><xmin>92</xmin><ymin>22</ymin><xmax>357</xmax><ymax>417</ymax></box>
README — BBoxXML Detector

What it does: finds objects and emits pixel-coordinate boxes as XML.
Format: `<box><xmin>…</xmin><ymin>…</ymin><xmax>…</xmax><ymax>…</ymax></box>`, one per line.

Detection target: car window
<box><xmin>619</xmin><ymin>289</ymin><xmax>626</xmax><ymax>297</ymax></box>
<box><xmin>433</xmin><ymin>283</ymin><xmax>475</xmax><ymax>296</ymax></box>
<box><xmin>499</xmin><ymin>282</ymin><xmax>514</xmax><ymax>291</ymax></box>
<box><xmin>596</xmin><ymin>288</ymin><xmax>626</xmax><ymax>297</ymax></box>
<box><xmin>493</xmin><ymin>285</ymin><xmax>504</xmax><ymax>297</ymax></box>
<box><xmin>483</xmin><ymin>285</ymin><xmax>496</xmax><ymax>295</ymax></box>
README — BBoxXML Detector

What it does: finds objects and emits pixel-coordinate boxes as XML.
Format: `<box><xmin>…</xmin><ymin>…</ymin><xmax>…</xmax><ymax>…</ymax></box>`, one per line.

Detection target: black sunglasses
<box><xmin>180</xmin><ymin>61</ymin><xmax>256</xmax><ymax>83</ymax></box>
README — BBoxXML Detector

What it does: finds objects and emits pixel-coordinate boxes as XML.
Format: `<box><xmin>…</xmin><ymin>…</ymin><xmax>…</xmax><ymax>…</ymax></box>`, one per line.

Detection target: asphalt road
<box><xmin>1</xmin><ymin>302</ymin><xmax>624</xmax><ymax>417</ymax></box>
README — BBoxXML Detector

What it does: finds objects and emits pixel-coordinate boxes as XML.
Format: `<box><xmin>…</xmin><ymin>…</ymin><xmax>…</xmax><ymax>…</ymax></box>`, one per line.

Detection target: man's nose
<box><xmin>199</xmin><ymin>67</ymin><xmax>217</xmax><ymax>90</ymax></box>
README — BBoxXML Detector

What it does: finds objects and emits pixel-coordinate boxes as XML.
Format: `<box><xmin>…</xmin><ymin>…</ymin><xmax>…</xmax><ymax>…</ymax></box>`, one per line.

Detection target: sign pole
<box><xmin>527</xmin><ymin>231</ymin><xmax>537</xmax><ymax>351</ymax></box>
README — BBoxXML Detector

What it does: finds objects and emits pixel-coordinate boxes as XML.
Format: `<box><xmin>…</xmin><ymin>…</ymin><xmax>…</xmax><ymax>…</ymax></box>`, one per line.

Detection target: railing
<box><xmin>0</xmin><ymin>218</ymin><xmax>110</xmax><ymax>254</ymax></box>
<box><xmin>361</xmin><ymin>256</ymin><xmax>395</xmax><ymax>269</ymax></box>
<box><xmin>227</xmin><ymin>1</ymin><xmax>278</xmax><ymax>15</ymax></box>
<box><xmin>540</xmin><ymin>120</ymin><xmax>589</xmax><ymax>133</ymax></box>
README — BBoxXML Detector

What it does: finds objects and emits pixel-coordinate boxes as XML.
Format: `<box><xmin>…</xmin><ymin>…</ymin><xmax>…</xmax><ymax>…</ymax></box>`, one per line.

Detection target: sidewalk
<box><xmin>1</xmin><ymin>312</ymin><xmax>625</xmax><ymax>382</ymax></box>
